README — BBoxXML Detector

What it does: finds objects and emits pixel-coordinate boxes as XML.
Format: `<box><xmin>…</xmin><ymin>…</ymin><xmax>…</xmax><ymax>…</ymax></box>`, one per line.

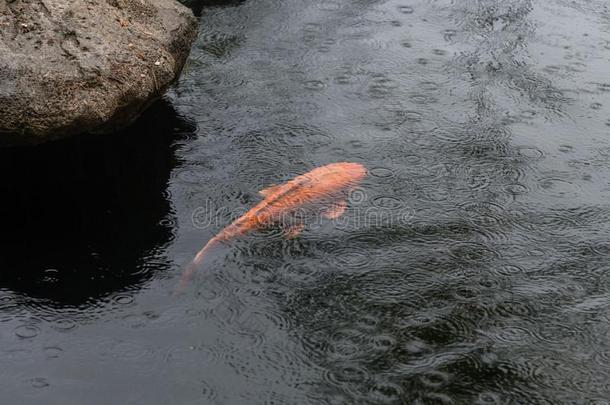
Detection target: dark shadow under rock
<box><xmin>0</xmin><ymin>99</ymin><xmax>196</xmax><ymax>306</ymax></box>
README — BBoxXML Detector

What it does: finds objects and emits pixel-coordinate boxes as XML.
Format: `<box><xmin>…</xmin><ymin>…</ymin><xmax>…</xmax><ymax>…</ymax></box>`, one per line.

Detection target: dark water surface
<box><xmin>2</xmin><ymin>0</ymin><xmax>610</xmax><ymax>403</ymax></box>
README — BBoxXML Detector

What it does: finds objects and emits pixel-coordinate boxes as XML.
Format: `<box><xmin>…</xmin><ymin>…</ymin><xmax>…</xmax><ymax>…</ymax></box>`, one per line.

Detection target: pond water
<box><xmin>2</xmin><ymin>0</ymin><xmax>610</xmax><ymax>403</ymax></box>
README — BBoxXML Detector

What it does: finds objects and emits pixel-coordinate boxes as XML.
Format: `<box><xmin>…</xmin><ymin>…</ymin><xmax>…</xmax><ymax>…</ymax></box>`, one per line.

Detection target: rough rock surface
<box><xmin>0</xmin><ymin>0</ymin><xmax>197</xmax><ymax>145</ymax></box>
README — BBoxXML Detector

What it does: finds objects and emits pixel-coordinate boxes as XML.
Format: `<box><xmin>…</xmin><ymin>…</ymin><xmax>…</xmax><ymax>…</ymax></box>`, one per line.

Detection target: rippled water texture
<box><xmin>2</xmin><ymin>0</ymin><xmax>610</xmax><ymax>403</ymax></box>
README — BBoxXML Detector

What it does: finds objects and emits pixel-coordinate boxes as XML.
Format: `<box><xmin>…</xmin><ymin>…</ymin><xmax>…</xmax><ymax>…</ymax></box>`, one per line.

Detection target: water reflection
<box><xmin>0</xmin><ymin>100</ymin><xmax>195</xmax><ymax>306</ymax></box>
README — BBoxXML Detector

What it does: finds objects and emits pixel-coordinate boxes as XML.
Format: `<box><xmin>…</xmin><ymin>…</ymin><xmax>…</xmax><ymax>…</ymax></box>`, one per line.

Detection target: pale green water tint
<box><xmin>2</xmin><ymin>0</ymin><xmax>610</xmax><ymax>403</ymax></box>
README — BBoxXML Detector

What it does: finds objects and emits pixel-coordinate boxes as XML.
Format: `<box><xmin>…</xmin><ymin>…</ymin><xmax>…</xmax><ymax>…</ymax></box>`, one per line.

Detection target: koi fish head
<box><xmin>334</xmin><ymin>162</ymin><xmax>367</xmax><ymax>179</ymax></box>
<box><xmin>282</xmin><ymin>162</ymin><xmax>366</xmax><ymax>202</ymax></box>
<box><xmin>310</xmin><ymin>162</ymin><xmax>367</xmax><ymax>189</ymax></box>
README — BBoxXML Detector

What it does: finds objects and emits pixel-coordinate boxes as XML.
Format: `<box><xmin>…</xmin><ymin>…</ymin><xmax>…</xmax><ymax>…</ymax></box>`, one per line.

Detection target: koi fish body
<box><xmin>177</xmin><ymin>162</ymin><xmax>366</xmax><ymax>289</ymax></box>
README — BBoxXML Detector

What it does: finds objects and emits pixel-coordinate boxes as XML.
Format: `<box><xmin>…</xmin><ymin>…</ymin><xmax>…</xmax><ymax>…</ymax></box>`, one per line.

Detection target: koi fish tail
<box><xmin>175</xmin><ymin>235</ymin><xmax>222</xmax><ymax>293</ymax></box>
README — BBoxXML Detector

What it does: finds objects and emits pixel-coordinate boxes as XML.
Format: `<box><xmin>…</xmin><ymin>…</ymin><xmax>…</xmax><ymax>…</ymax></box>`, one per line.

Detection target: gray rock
<box><xmin>0</xmin><ymin>0</ymin><xmax>197</xmax><ymax>145</ymax></box>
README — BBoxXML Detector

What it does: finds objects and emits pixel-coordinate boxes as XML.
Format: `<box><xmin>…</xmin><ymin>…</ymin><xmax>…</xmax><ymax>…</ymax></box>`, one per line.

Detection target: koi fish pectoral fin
<box><xmin>259</xmin><ymin>184</ymin><xmax>282</xmax><ymax>197</ymax></box>
<box><xmin>283</xmin><ymin>223</ymin><xmax>305</xmax><ymax>239</ymax></box>
<box><xmin>322</xmin><ymin>200</ymin><xmax>348</xmax><ymax>219</ymax></box>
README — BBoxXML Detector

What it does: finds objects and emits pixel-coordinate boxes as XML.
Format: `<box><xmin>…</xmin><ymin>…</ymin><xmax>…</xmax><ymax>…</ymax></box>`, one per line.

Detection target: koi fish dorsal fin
<box><xmin>259</xmin><ymin>184</ymin><xmax>282</xmax><ymax>197</ymax></box>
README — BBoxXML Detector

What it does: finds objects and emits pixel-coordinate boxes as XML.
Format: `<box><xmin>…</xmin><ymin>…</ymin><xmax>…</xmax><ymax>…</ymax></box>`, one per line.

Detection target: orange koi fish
<box><xmin>177</xmin><ymin>162</ymin><xmax>366</xmax><ymax>290</ymax></box>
